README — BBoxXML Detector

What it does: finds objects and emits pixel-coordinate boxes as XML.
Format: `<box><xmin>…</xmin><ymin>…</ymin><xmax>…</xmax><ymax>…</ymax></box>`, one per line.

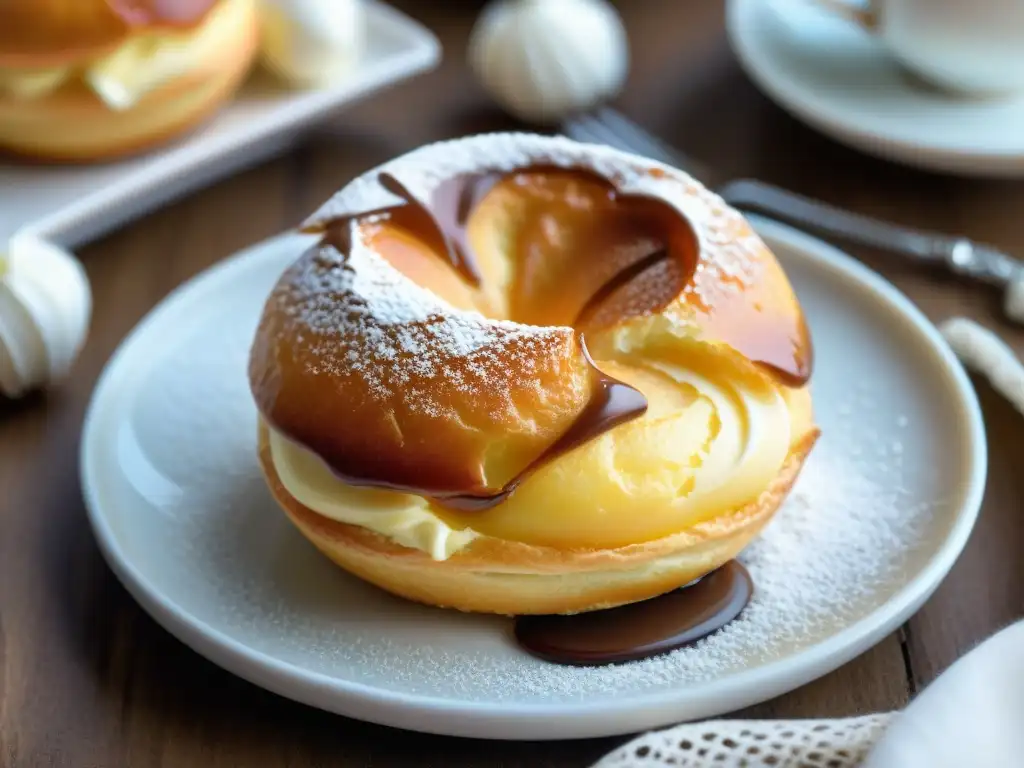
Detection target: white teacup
<box><xmin>813</xmin><ymin>0</ymin><xmax>1024</xmax><ymax>96</ymax></box>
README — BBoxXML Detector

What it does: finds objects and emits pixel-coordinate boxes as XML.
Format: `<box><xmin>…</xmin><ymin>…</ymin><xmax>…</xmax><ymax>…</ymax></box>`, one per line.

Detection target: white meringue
<box><xmin>259</xmin><ymin>0</ymin><xmax>365</xmax><ymax>87</ymax></box>
<box><xmin>469</xmin><ymin>0</ymin><xmax>629</xmax><ymax>123</ymax></box>
<box><xmin>0</xmin><ymin>236</ymin><xmax>92</xmax><ymax>398</ymax></box>
<box><xmin>939</xmin><ymin>316</ymin><xmax>1024</xmax><ymax>417</ymax></box>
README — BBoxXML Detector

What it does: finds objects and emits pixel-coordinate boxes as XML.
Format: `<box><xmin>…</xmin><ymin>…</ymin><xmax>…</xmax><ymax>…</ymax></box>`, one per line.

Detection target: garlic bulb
<box><xmin>0</xmin><ymin>236</ymin><xmax>91</xmax><ymax>398</ymax></box>
<box><xmin>469</xmin><ymin>0</ymin><xmax>629</xmax><ymax>124</ymax></box>
<box><xmin>259</xmin><ymin>0</ymin><xmax>365</xmax><ymax>87</ymax></box>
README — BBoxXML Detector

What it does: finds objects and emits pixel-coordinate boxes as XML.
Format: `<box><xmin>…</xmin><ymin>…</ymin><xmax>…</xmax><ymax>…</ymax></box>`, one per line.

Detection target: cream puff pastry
<box><xmin>248</xmin><ymin>133</ymin><xmax>818</xmax><ymax>615</ymax></box>
<box><xmin>0</xmin><ymin>0</ymin><xmax>259</xmax><ymax>161</ymax></box>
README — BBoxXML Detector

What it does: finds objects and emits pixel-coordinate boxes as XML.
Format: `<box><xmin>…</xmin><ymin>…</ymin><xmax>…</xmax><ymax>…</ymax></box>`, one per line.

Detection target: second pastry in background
<box><xmin>0</xmin><ymin>0</ymin><xmax>260</xmax><ymax>161</ymax></box>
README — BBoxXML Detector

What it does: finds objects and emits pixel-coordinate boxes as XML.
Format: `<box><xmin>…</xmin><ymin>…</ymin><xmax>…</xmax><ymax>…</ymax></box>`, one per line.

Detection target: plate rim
<box><xmin>725</xmin><ymin>0</ymin><xmax>1024</xmax><ymax>178</ymax></box>
<box><xmin>79</xmin><ymin>218</ymin><xmax>987</xmax><ymax>741</ymax></box>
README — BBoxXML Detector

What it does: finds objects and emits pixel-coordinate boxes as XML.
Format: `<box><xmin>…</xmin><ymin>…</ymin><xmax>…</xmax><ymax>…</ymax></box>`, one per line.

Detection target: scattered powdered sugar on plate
<box><xmin>336</xmin><ymin>438</ymin><xmax>940</xmax><ymax>701</ymax></box>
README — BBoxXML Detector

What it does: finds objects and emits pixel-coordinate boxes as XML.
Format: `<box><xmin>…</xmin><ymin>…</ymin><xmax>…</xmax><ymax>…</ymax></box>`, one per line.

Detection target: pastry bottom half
<box><xmin>257</xmin><ymin>425</ymin><xmax>819</xmax><ymax>615</ymax></box>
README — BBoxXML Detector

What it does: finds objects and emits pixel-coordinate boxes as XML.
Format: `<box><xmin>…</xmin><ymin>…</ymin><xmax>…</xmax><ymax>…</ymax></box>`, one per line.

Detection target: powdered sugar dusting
<box><xmin>272</xmin><ymin>233</ymin><xmax>573</xmax><ymax>420</ymax></box>
<box><xmin>302</xmin><ymin>133</ymin><xmax>766</xmax><ymax>313</ymax></box>
<box><xmin>299</xmin><ymin>240</ymin><xmax>434</xmax><ymax>328</ymax></box>
<box><xmin>263</xmin><ymin>133</ymin><xmax>784</xmax><ymax>427</ymax></box>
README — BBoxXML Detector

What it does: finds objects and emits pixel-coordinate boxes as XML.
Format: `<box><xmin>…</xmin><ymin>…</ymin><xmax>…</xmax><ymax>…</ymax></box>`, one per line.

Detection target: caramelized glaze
<box><xmin>378</xmin><ymin>171</ymin><xmax>500</xmax><ymax>286</ymax></box>
<box><xmin>388</xmin><ymin>166</ymin><xmax>811</xmax><ymax>386</ymax></box>
<box><xmin>515</xmin><ymin>561</ymin><xmax>753</xmax><ymax>665</ymax></box>
<box><xmin>264</xmin><ymin>164</ymin><xmax>811</xmax><ymax>510</ymax></box>
<box><xmin>575</xmin><ymin>247</ymin><xmax>670</xmax><ymax>326</ymax></box>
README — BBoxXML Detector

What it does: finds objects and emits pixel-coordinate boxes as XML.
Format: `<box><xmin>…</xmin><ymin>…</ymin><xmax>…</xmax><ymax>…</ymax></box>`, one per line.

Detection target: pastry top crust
<box><xmin>248</xmin><ymin>133</ymin><xmax>812</xmax><ymax>504</ymax></box>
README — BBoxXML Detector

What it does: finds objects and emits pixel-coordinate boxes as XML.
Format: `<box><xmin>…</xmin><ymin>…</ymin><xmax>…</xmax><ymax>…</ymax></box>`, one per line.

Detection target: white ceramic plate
<box><xmin>0</xmin><ymin>0</ymin><xmax>440</xmax><ymax>248</ymax></box>
<box><xmin>726</xmin><ymin>0</ymin><xmax>1024</xmax><ymax>178</ymax></box>
<box><xmin>80</xmin><ymin>217</ymin><xmax>986</xmax><ymax>740</ymax></box>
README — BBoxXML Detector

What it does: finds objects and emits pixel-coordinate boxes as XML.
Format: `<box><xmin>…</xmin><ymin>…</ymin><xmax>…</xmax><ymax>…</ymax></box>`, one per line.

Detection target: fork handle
<box><xmin>718</xmin><ymin>179</ymin><xmax>1019</xmax><ymax>286</ymax></box>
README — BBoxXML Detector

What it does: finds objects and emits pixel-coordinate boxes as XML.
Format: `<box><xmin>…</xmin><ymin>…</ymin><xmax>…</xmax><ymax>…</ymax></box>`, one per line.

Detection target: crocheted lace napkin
<box><xmin>592</xmin><ymin>608</ymin><xmax>1023</xmax><ymax>767</ymax></box>
<box><xmin>594</xmin><ymin>714</ymin><xmax>892</xmax><ymax>767</ymax></box>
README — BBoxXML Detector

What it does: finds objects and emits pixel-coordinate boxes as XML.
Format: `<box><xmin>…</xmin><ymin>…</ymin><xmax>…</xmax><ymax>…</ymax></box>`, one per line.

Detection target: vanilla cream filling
<box><xmin>269</xmin><ymin>429</ymin><xmax>480</xmax><ymax>561</ymax></box>
<box><xmin>268</xmin><ymin>360</ymin><xmax>793</xmax><ymax>562</ymax></box>
<box><xmin>468</xmin><ymin>358</ymin><xmax>792</xmax><ymax>549</ymax></box>
<box><xmin>644</xmin><ymin>360</ymin><xmax>792</xmax><ymax>524</ymax></box>
<box><xmin>0</xmin><ymin>0</ymin><xmax>244</xmax><ymax>109</ymax></box>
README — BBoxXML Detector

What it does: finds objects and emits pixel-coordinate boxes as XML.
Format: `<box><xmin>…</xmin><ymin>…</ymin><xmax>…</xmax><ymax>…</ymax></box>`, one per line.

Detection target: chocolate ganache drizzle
<box><xmin>515</xmin><ymin>561</ymin><xmax>754</xmax><ymax>665</ymax></box>
<box><xmin>377</xmin><ymin>171</ymin><xmax>500</xmax><ymax>286</ymax></box>
<box><xmin>295</xmin><ymin>167</ymin><xmax>689</xmax><ymax>511</ymax></box>
<box><xmin>283</xmin><ymin>164</ymin><xmax>809</xmax><ymax>511</ymax></box>
<box><xmin>365</xmin><ymin>166</ymin><xmax>811</xmax><ymax>387</ymax></box>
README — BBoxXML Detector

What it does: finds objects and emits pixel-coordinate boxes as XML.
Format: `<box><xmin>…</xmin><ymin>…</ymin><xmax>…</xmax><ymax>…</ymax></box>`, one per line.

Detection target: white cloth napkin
<box><xmin>864</xmin><ymin>619</ymin><xmax>1024</xmax><ymax>768</ymax></box>
<box><xmin>593</xmin><ymin>620</ymin><xmax>1024</xmax><ymax>766</ymax></box>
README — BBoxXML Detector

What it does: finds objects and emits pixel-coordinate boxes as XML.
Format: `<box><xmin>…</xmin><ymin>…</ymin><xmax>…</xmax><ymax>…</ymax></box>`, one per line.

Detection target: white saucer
<box><xmin>80</xmin><ymin>218</ymin><xmax>986</xmax><ymax>740</ymax></box>
<box><xmin>726</xmin><ymin>0</ymin><xmax>1024</xmax><ymax>177</ymax></box>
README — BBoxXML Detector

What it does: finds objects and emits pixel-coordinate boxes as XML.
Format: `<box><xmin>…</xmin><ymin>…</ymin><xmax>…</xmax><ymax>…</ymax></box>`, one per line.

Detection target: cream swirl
<box><xmin>269</xmin><ymin>428</ymin><xmax>479</xmax><ymax>561</ymax></box>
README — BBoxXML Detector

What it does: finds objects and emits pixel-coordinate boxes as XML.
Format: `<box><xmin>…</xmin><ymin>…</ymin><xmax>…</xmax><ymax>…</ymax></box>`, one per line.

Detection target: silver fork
<box><xmin>563</xmin><ymin>107</ymin><xmax>1023</xmax><ymax>290</ymax></box>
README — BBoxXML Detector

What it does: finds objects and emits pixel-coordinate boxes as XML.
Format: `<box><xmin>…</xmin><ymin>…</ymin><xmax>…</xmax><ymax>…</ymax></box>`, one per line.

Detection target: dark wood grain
<box><xmin>1</xmin><ymin>1</ymin><xmax>1021</xmax><ymax>766</ymax></box>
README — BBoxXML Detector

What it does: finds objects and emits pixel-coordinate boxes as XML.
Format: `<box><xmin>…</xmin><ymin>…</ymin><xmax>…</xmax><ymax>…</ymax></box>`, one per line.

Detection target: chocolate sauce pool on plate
<box><xmin>514</xmin><ymin>561</ymin><xmax>753</xmax><ymax>665</ymax></box>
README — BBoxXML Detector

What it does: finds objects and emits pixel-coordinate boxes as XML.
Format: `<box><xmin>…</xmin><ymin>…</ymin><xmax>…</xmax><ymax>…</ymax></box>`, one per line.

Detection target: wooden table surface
<box><xmin>3</xmin><ymin>2</ymin><xmax>1023</xmax><ymax>765</ymax></box>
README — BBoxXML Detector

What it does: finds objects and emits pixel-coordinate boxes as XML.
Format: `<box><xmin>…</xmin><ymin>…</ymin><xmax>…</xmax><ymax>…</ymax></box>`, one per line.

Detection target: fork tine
<box><xmin>560</xmin><ymin>114</ymin><xmax>593</xmax><ymax>143</ymax></box>
<box><xmin>592</xmin><ymin>107</ymin><xmax>679</xmax><ymax>166</ymax></box>
<box><xmin>565</xmin><ymin>109</ymin><xmax>706</xmax><ymax>178</ymax></box>
<box><xmin>563</xmin><ymin>113</ymin><xmax>625</xmax><ymax>150</ymax></box>
<box><xmin>565</xmin><ymin>113</ymin><xmax>647</xmax><ymax>163</ymax></box>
